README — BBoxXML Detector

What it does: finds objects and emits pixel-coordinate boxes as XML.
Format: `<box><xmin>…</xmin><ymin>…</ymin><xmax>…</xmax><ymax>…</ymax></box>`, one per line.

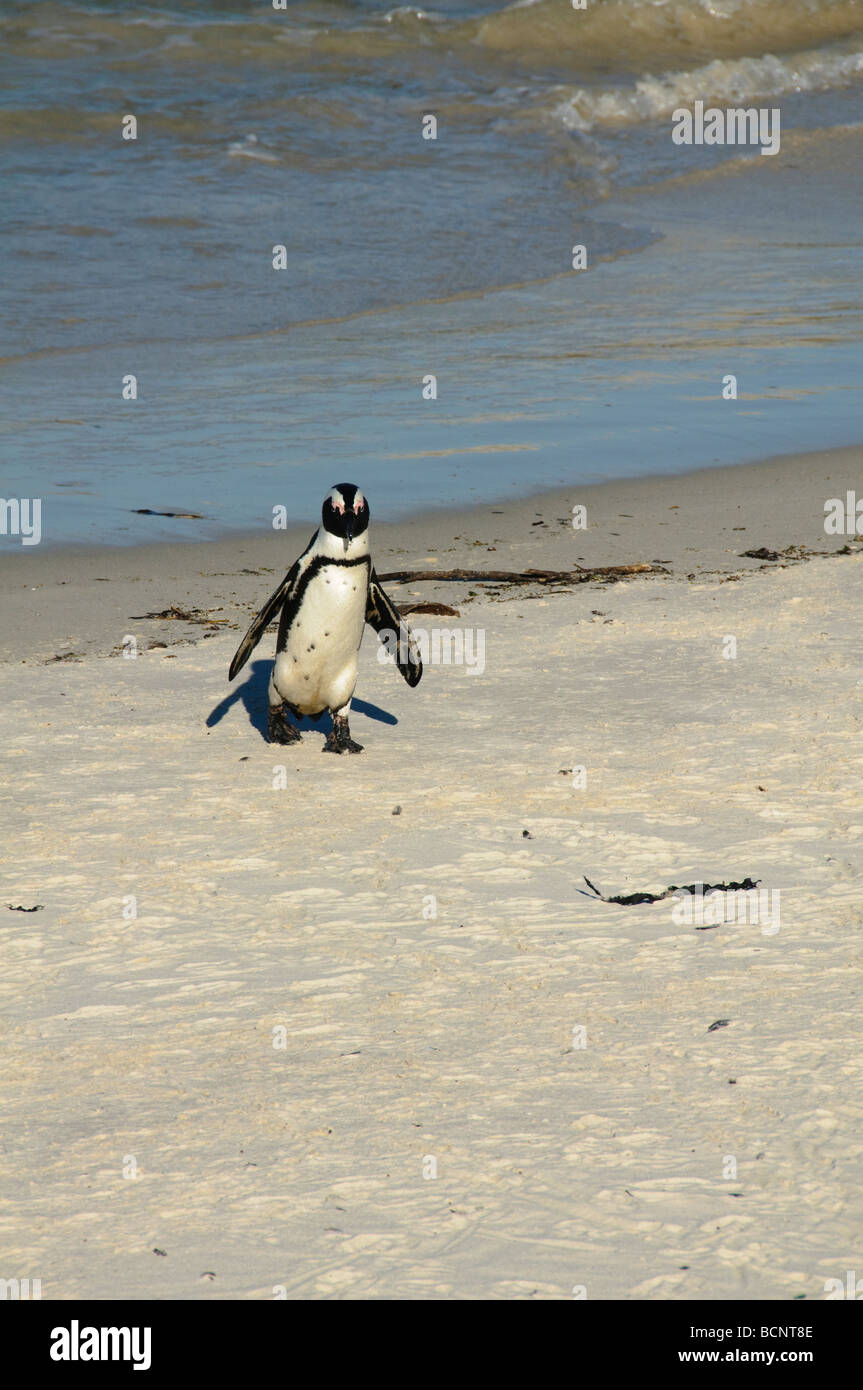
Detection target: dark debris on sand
<box><xmin>583</xmin><ymin>875</ymin><xmax>760</xmax><ymax>906</ymax></box>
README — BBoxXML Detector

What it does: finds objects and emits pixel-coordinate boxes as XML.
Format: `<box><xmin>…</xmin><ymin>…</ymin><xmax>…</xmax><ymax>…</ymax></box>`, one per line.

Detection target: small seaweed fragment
<box><xmin>399</xmin><ymin>602</ymin><xmax>461</xmax><ymax>617</ymax></box>
<box><xmin>133</xmin><ymin>509</ymin><xmax>203</xmax><ymax>519</ymax></box>
<box><xmin>130</xmin><ymin>605</ymin><xmax>230</xmax><ymax>625</ymax></box>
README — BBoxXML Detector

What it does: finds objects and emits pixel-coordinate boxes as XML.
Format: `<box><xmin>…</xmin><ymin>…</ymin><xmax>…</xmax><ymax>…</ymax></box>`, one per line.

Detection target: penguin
<box><xmin>228</xmin><ymin>483</ymin><xmax>422</xmax><ymax>753</ymax></box>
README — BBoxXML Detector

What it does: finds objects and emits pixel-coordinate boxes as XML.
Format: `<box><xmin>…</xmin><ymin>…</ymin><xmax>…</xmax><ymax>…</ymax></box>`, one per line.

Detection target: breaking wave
<box><xmin>550</xmin><ymin>39</ymin><xmax>863</xmax><ymax>131</ymax></box>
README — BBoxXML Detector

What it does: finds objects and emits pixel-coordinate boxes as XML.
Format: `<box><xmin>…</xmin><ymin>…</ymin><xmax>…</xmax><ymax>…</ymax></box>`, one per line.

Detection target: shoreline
<box><xmin>2</xmin><ymin>443</ymin><xmax>860</xmax><ymax>665</ymax></box>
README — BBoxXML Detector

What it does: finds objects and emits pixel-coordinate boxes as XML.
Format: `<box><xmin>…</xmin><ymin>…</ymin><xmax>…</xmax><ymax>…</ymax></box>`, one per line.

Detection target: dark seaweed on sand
<box><xmin>583</xmin><ymin>876</ymin><xmax>760</xmax><ymax>906</ymax></box>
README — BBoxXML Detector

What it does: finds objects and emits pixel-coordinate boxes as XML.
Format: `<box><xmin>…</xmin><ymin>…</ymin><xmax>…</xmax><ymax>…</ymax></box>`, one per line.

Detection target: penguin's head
<box><xmin>322</xmin><ymin>483</ymin><xmax>369</xmax><ymax>551</ymax></box>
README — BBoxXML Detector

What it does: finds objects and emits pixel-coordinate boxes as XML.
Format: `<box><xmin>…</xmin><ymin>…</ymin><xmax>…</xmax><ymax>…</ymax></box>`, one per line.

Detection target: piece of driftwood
<box><xmin>378</xmin><ymin>564</ymin><xmax>665</xmax><ymax>585</ymax></box>
<box><xmin>583</xmin><ymin>875</ymin><xmax>760</xmax><ymax>906</ymax></box>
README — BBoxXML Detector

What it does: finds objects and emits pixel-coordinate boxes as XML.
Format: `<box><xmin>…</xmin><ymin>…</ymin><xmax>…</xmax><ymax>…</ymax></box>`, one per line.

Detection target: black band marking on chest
<box><xmin>276</xmin><ymin>553</ymin><xmax>371</xmax><ymax>653</ymax></box>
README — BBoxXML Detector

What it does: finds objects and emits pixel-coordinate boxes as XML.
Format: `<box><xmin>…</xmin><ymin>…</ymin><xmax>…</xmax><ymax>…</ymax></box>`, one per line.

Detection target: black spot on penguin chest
<box><xmin>276</xmin><ymin>554</ymin><xmax>370</xmax><ymax>654</ymax></box>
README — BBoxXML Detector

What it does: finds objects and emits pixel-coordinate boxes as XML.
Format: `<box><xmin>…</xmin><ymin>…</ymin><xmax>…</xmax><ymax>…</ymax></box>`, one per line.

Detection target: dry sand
<box><xmin>1</xmin><ymin>448</ymin><xmax>862</xmax><ymax>1300</ymax></box>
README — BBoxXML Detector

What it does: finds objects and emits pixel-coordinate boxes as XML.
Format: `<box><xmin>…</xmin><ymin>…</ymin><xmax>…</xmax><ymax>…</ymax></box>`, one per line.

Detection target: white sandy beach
<box><xmin>1</xmin><ymin>453</ymin><xmax>862</xmax><ymax>1300</ymax></box>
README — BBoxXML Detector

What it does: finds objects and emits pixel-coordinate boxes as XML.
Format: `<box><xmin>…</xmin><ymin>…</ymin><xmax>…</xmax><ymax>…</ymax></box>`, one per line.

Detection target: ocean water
<box><xmin>1</xmin><ymin>0</ymin><xmax>862</xmax><ymax>546</ymax></box>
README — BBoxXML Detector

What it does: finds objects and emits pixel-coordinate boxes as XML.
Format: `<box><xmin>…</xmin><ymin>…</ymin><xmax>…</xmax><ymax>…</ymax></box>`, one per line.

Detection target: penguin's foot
<box><xmin>267</xmin><ymin>704</ymin><xmax>302</xmax><ymax>745</ymax></box>
<box><xmin>322</xmin><ymin>714</ymin><xmax>363</xmax><ymax>755</ymax></box>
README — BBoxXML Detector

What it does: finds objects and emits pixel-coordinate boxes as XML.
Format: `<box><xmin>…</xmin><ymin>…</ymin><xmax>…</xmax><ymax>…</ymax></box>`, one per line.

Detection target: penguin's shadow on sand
<box><xmin>205</xmin><ymin>659</ymin><xmax>397</xmax><ymax>742</ymax></box>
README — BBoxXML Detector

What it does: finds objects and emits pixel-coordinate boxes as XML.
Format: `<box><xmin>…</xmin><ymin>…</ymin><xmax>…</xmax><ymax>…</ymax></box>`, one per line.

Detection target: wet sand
<box><xmin>1</xmin><ymin>444</ymin><xmax>860</xmax><ymax>665</ymax></box>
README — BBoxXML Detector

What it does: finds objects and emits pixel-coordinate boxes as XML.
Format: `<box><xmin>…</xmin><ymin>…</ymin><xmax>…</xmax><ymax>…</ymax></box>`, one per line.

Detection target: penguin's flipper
<box><xmin>365</xmin><ymin>571</ymin><xmax>423</xmax><ymax>688</ymax></box>
<box><xmin>228</xmin><ymin>562</ymin><xmax>299</xmax><ymax>681</ymax></box>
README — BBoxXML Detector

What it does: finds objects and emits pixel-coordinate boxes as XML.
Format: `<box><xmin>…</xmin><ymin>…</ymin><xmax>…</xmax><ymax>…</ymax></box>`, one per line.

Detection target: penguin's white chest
<box><xmin>271</xmin><ymin>563</ymin><xmax>367</xmax><ymax>714</ymax></box>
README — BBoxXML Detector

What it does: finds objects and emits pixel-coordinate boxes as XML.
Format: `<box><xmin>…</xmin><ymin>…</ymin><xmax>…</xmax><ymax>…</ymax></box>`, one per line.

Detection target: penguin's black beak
<box><xmin>343</xmin><ymin>514</ymin><xmax>354</xmax><ymax>550</ymax></box>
